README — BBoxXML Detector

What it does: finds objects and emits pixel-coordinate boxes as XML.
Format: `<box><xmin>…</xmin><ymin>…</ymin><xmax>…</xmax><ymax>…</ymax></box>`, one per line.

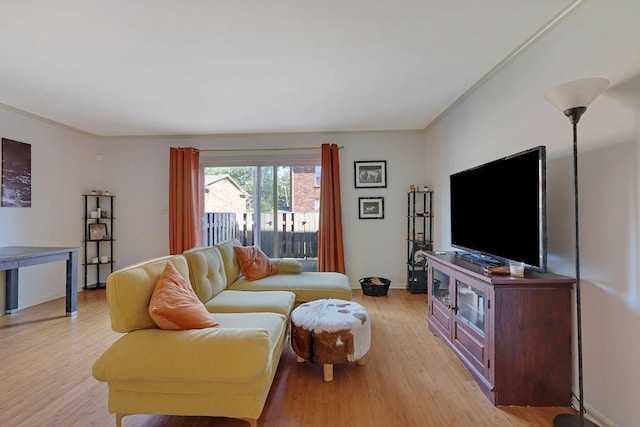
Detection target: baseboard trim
<box><xmin>570</xmin><ymin>396</ymin><xmax>616</xmax><ymax>427</ymax></box>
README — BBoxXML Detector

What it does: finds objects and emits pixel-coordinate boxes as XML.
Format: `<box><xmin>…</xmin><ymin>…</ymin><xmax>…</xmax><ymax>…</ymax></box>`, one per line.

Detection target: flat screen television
<box><xmin>450</xmin><ymin>146</ymin><xmax>547</xmax><ymax>271</ymax></box>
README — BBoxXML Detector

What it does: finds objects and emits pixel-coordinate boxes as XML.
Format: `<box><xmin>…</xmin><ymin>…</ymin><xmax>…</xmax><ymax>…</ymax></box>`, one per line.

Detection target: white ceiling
<box><xmin>0</xmin><ymin>1</ymin><xmax>575</xmax><ymax>137</ymax></box>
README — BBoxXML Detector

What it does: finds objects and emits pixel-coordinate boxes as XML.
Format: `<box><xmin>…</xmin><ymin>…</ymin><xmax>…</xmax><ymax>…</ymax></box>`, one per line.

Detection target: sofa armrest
<box><xmin>93</xmin><ymin>327</ymin><xmax>272</xmax><ymax>383</ymax></box>
<box><xmin>271</xmin><ymin>258</ymin><xmax>303</xmax><ymax>274</ymax></box>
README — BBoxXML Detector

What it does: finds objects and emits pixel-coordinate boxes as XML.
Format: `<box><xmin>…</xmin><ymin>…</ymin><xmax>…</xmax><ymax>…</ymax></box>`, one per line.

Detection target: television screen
<box><xmin>450</xmin><ymin>146</ymin><xmax>546</xmax><ymax>271</ymax></box>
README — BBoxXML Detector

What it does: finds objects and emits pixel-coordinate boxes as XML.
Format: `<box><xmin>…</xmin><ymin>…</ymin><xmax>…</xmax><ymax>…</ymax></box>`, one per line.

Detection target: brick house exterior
<box><xmin>291</xmin><ymin>166</ymin><xmax>320</xmax><ymax>212</ymax></box>
<box><xmin>204</xmin><ymin>175</ymin><xmax>247</xmax><ymax>213</ymax></box>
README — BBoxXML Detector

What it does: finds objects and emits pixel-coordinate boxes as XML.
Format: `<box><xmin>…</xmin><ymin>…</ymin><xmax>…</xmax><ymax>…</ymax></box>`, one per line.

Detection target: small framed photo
<box><xmin>354</xmin><ymin>160</ymin><xmax>387</xmax><ymax>188</ymax></box>
<box><xmin>89</xmin><ymin>223</ymin><xmax>108</xmax><ymax>240</ymax></box>
<box><xmin>359</xmin><ymin>197</ymin><xmax>384</xmax><ymax>219</ymax></box>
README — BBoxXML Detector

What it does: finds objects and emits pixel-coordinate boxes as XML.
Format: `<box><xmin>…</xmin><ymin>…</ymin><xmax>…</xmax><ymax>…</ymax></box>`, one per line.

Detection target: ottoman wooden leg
<box><xmin>296</xmin><ymin>356</ymin><xmax>305</xmax><ymax>363</ymax></box>
<box><xmin>323</xmin><ymin>364</ymin><xmax>333</xmax><ymax>382</ymax></box>
<box><xmin>356</xmin><ymin>353</ymin><xmax>368</xmax><ymax>366</ymax></box>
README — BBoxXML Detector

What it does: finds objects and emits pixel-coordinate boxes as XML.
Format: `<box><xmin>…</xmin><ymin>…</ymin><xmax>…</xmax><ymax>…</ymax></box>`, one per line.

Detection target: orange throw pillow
<box><xmin>149</xmin><ymin>263</ymin><xmax>220</xmax><ymax>330</ymax></box>
<box><xmin>233</xmin><ymin>246</ymin><xmax>278</xmax><ymax>281</ymax></box>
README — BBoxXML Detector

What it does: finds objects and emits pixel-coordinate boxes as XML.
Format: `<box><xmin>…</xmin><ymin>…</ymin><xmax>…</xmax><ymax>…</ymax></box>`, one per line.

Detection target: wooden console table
<box><xmin>0</xmin><ymin>246</ymin><xmax>80</xmax><ymax>317</ymax></box>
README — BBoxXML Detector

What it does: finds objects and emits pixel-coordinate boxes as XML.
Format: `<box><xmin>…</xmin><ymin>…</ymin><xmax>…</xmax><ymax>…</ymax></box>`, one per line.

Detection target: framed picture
<box><xmin>89</xmin><ymin>223</ymin><xmax>108</xmax><ymax>240</ymax></box>
<box><xmin>359</xmin><ymin>197</ymin><xmax>384</xmax><ymax>219</ymax></box>
<box><xmin>354</xmin><ymin>160</ymin><xmax>387</xmax><ymax>188</ymax></box>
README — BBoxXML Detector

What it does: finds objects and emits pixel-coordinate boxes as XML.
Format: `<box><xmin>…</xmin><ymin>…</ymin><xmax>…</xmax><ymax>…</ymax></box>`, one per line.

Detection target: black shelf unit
<box><xmin>83</xmin><ymin>194</ymin><xmax>115</xmax><ymax>290</ymax></box>
<box><xmin>407</xmin><ymin>190</ymin><xmax>433</xmax><ymax>293</ymax></box>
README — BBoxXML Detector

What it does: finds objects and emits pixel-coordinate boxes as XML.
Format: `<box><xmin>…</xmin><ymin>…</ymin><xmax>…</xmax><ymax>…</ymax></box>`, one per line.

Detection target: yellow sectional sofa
<box><xmin>92</xmin><ymin>254</ymin><xmax>292</xmax><ymax>427</ymax></box>
<box><xmin>93</xmin><ymin>241</ymin><xmax>352</xmax><ymax>427</ymax></box>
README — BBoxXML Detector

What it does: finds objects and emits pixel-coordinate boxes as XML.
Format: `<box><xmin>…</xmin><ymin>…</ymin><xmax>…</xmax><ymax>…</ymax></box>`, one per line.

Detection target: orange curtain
<box><xmin>318</xmin><ymin>143</ymin><xmax>345</xmax><ymax>273</ymax></box>
<box><xmin>169</xmin><ymin>147</ymin><xmax>203</xmax><ymax>254</ymax></box>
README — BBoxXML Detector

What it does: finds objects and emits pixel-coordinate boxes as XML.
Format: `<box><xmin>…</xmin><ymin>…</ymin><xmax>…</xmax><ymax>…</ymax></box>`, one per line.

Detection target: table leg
<box><xmin>5</xmin><ymin>268</ymin><xmax>18</xmax><ymax>314</ymax></box>
<box><xmin>66</xmin><ymin>250</ymin><xmax>78</xmax><ymax>317</ymax></box>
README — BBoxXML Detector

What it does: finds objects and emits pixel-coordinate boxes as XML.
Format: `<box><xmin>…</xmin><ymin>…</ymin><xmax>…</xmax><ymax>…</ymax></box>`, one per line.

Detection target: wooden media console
<box><xmin>426</xmin><ymin>251</ymin><xmax>574</xmax><ymax>406</ymax></box>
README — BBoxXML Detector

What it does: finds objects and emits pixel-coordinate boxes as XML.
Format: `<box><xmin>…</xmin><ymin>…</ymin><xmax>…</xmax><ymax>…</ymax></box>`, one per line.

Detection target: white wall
<box><xmin>98</xmin><ymin>131</ymin><xmax>426</xmax><ymax>288</ymax></box>
<box><xmin>424</xmin><ymin>2</ymin><xmax>640</xmax><ymax>426</ymax></box>
<box><xmin>0</xmin><ymin>106</ymin><xmax>99</xmax><ymax>312</ymax></box>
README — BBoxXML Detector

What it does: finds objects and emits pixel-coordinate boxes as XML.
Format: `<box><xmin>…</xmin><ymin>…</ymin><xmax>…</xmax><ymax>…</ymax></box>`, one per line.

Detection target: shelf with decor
<box><xmin>407</xmin><ymin>189</ymin><xmax>433</xmax><ymax>294</ymax></box>
<box><xmin>82</xmin><ymin>193</ymin><xmax>114</xmax><ymax>290</ymax></box>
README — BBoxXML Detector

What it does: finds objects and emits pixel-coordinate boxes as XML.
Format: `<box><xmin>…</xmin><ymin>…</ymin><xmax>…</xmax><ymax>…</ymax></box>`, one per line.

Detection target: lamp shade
<box><xmin>544</xmin><ymin>77</ymin><xmax>609</xmax><ymax>112</ymax></box>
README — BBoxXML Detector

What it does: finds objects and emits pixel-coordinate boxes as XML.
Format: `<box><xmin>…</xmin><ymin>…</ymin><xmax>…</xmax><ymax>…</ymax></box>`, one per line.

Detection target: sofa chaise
<box><xmin>186</xmin><ymin>239</ymin><xmax>353</xmax><ymax>306</ymax></box>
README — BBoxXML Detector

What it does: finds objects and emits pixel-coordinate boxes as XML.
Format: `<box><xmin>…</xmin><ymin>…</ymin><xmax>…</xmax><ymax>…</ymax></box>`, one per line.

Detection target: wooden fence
<box><xmin>203</xmin><ymin>212</ymin><xmax>240</xmax><ymax>245</ymax></box>
<box><xmin>203</xmin><ymin>211</ymin><xmax>318</xmax><ymax>259</ymax></box>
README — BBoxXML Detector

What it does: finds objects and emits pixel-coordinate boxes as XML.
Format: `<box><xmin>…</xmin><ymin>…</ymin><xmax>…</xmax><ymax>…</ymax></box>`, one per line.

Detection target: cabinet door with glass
<box><xmin>428</xmin><ymin>264</ymin><xmax>453</xmax><ymax>339</ymax></box>
<box><xmin>452</xmin><ymin>277</ymin><xmax>491</xmax><ymax>379</ymax></box>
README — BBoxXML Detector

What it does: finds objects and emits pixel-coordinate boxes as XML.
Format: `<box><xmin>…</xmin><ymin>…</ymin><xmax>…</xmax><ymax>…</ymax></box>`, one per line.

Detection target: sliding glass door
<box><xmin>257</xmin><ymin>166</ymin><xmax>275</xmax><ymax>255</ymax></box>
<box><xmin>203</xmin><ymin>163</ymin><xmax>320</xmax><ymax>268</ymax></box>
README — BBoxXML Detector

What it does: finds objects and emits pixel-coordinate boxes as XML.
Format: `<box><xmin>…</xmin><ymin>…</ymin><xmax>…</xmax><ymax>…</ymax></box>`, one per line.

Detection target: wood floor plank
<box><xmin>0</xmin><ymin>289</ymin><xmax>573</xmax><ymax>426</ymax></box>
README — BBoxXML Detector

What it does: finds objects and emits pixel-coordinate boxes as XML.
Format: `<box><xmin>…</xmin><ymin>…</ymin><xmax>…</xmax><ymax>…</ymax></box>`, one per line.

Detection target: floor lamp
<box><xmin>545</xmin><ymin>77</ymin><xmax>609</xmax><ymax>427</ymax></box>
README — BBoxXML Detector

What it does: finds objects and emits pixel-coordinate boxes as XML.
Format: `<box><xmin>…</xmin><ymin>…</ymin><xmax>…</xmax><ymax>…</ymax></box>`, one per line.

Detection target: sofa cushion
<box><xmin>215</xmin><ymin>239</ymin><xmax>243</xmax><ymax>286</ymax></box>
<box><xmin>93</xmin><ymin>312</ymin><xmax>287</xmax><ymax>383</ymax></box>
<box><xmin>204</xmin><ymin>290</ymin><xmax>295</xmax><ymax>316</ymax></box>
<box><xmin>106</xmin><ymin>255</ymin><xmax>192</xmax><ymax>333</ymax></box>
<box><xmin>233</xmin><ymin>245</ymin><xmax>277</xmax><ymax>281</ymax></box>
<box><xmin>183</xmin><ymin>246</ymin><xmax>228</xmax><ymax>302</ymax></box>
<box><xmin>149</xmin><ymin>263</ymin><xmax>220</xmax><ymax>330</ymax></box>
<box><xmin>272</xmin><ymin>258</ymin><xmax>303</xmax><ymax>274</ymax></box>
<box><xmin>227</xmin><ymin>272</ymin><xmax>353</xmax><ymax>304</ymax></box>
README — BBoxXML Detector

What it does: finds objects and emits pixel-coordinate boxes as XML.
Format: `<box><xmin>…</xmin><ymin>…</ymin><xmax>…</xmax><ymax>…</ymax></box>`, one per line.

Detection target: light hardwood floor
<box><xmin>0</xmin><ymin>289</ymin><xmax>572</xmax><ymax>427</ymax></box>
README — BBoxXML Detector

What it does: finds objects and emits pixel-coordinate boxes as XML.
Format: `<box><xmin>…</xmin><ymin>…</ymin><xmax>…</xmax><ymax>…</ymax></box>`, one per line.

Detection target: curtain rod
<box><xmin>195</xmin><ymin>145</ymin><xmax>343</xmax><ymax>153</ymax></box>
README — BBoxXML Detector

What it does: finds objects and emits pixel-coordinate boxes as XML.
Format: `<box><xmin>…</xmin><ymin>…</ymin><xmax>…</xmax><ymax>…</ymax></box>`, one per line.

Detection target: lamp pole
<box><xmin>554</xmin><ymin>107</ymin><xmax>595</xmax><ymax>427</ymax></box>
<box><xmin>551</xmin><ymin>107</ymin><xmax>601</xmax><ymax>427</ymax></box>
<box><xmin>553</xmin><ymin>106</ymin><xmax>598</xmax><ymax>427</ymax></box>
<box><xmin>545</xmin><ymin>77</ymin><xmax>609</xmax><ymax>427</ymax></box>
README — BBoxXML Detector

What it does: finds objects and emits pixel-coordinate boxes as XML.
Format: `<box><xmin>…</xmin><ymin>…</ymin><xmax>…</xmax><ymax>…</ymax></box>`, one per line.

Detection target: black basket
<box><xmin>359</xmin><ymin>277</ymin><xmax>391</xmax><ymax>297</ymax></box>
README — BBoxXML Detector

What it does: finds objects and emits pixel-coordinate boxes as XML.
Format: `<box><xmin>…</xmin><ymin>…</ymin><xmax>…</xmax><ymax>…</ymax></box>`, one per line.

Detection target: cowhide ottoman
<box><xmin>290</xmin><ymin>299</ymin><xmax>371</xmax><ymax>381</ymax></box>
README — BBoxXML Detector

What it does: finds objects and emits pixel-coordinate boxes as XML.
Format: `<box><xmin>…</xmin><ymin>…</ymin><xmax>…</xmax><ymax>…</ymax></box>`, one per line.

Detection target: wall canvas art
<box><xmin>1</xmin><ymin>138</ymin><xmax>32</xmax><ymax>207</ymax></box>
